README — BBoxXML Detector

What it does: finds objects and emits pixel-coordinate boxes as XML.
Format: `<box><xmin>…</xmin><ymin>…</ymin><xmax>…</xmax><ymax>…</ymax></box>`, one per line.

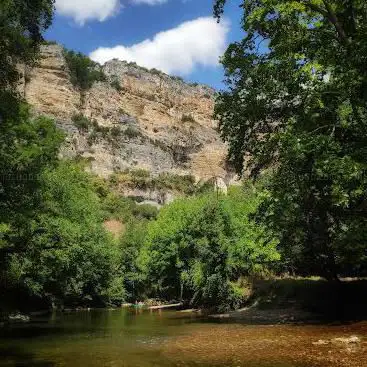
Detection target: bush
<box><xmin>87</xmin><ymin>130</ymin><xmax>98</xmax><ymax>146</ymax></box>
<box><xmin>150</xmin><ymin>68</ymin><xmax>163</xmax><ymax>76</ymax></box>
<box><xmin>172</xmin><ymin>75</ymin><xmax>184</xmax><ymax>83</ymax></box>
<box><xmin>123</xmin><ymin>126</ymin><xmax>142</xmax><ymax>139</ymax></box>
<box><xmin>72</xmin><ymin>113</ymin><xmax>91</xmax><ymax>131</ymax></box>
<box><xmin>108</xmin><ymin>169</ymin><xmax>151</xmax><ymax>190</ymax></box>
<box><xmin>96</xmin><ymin>125</ymin><xmax>110</xmax><ymax>139</ymax></box>
<box><xmin>42</xmin><ymin>40</ymin><xmax>58</xmax><ymax>45</ymax></box>
<box><xmin>111</xmin><ymin>79</ymin><xmax>123</xmax><ymax>92</ymax></box>
<box><xmin>181</xmin><ymin>114</ymin><xmax>195</xmax><ymax>123</ymax></box>
<box><xmin>64</xmin><ymin>49</ymin><xmax>106</xmax><ymax>90</ymax></box>
<box><xmin>132</xmin><ymin>204</ymin><xmax>158</xmax><ymax>220</ymax></box>
<box><xmin>129</xmin><ymin>169</ymin><xmax>151</xmax><ymax>189</ymax></box>
<box><xmin>118</xmin><ymin>107</ymin><xmax>129</xmax><ymax>116</ymax></box>
<box><xmin>153</xmin><ymin>173</ymin><xmax>196</xmax><ymax>194</ymax></box>
<box><xmin>110</xmin><ymin>126</ymin><xmax>122</xmax><ymax>137</ymax></box>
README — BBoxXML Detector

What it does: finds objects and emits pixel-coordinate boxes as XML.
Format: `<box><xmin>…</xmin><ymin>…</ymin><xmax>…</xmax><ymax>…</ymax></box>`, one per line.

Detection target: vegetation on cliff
<box><xmin>63</xmin><ymin>49</ymin><xmax>106</xmax><ymax>90</ymax></box>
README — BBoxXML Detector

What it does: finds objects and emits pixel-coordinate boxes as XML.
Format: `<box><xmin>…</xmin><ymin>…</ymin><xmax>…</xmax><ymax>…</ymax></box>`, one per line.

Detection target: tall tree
<box><xmin>9</xmin><ymin>162</ymin><xmax>124</xmax><ymax>308</ymax></box>
<box><xmin>0</xmin><ymin>0</ymin><xmax>59</xmax><ymax>309</ymax></box>
<box><xmin>0</xmin><ymin>0</ymin><xmax>54</xmax><ymax>91</ymax></box>
<box><xmin>214</xmin><ymin>1</ymin><xmax>367</xmax><ymax>278</ymax></box>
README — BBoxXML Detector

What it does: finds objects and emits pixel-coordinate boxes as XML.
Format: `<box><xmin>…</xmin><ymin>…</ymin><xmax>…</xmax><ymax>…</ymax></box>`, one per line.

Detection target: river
<box><xmin>0</xmin><ymin>308</ymin><xmax>366</xmax><ymax>367</ymax></box>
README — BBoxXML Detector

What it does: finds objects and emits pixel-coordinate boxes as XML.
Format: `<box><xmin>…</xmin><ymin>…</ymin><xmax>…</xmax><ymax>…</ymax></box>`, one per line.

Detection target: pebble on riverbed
<box><xmin>312</xmin><ymin>335</ymin><xmax>361</xmax><ymax>346</ymax></box>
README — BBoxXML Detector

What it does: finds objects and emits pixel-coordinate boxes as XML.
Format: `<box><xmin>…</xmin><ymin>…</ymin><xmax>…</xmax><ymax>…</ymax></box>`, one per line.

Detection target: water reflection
<box><xmin>0</xmin><ymin>309</ymin><xmax>366</xmax><ymax>367</ymax></box>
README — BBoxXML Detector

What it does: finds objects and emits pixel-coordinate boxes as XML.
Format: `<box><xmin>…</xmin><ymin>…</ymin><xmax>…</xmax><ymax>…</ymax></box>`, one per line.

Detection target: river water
<box><xmin>0</xmin><ymin>308</ymin><xmax>366</xmax><ymax>367</ymax></box>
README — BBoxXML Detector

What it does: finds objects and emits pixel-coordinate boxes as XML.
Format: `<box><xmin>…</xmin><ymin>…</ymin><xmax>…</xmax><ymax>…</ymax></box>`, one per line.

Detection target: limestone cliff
<box><xmin>21</xmin><ymin>44</ymin><xmax>234</xmax><ymax>195</ymax></box>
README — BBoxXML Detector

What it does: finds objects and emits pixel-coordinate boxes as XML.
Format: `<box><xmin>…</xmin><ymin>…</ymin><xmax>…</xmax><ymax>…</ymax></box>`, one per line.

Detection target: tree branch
<box><xmin>299</xmin><ymin>0</ymin><xmax>350</xmax><ymax>45</ymax></box>
<box><xmin>322</xmin><ymin>0</ymin><xmax>350</xmax><ymax>45</ymax></box>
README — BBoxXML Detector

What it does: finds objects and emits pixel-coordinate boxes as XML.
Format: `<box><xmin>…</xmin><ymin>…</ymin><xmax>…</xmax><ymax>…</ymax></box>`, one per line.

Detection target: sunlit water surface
<box><xmin>0</xmin><ymin>308</ymin><xmax>366</xmax><ymax>367</ymax></box>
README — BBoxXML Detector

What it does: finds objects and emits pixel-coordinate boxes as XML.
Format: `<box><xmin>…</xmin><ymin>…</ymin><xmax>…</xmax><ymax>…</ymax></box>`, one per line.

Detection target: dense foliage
<box><xmin>63</xmin><ymin>49</ymin><xmax>106</xmax><ymax>91</ymax></box>
<box><xmin>0</xmin><ymin>105</ymin><xmax>64</xmax><ymax>302</ymax></box>
<box><xmin>8</xmin><ymin>163</ymin><xmax>124</xmax><ymax>308</ymax></box>
<box><xmin>214</xmin><ymin>0</ymin><xmax>367</xmax><ymax>279</ymax></box>
<box><xmin>141</xmin><ymin>186</ymin><xmax>279</xmax><ymax>311</ymax></box>
<box><xmin>0</xmin><ymin>0</ymin><xmax>54</xmax><ymax>91</ymax></box>
<box><xmin>0</xmin><ymin>1</ymin><xmax>123</xmax><ymax>312</ymax></box>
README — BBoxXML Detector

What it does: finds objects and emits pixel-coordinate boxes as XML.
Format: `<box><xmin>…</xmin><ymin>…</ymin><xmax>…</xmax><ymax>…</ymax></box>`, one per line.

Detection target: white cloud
<box><xmin>55</xmin><ymin>0</ymin><xmax>172</xmax><ymax>24</ymax></box>
<box><xmin>56</xmin><ymin>0</ymin><xmax>121</xmax><ymax>24</ymax></box>
<box><xmin>90</xmin><ymin>17</ymin><xmax>229</xmax><ymax>75</ymax></box>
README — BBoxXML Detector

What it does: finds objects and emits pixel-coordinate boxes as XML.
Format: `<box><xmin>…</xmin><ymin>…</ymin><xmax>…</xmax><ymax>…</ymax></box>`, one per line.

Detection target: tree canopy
<box><xmin>142</xmin><ymin>186</ymin><xmax>279</xmax><ymax>311</ymax></box>
<box><xmin>214</xmin><ymin>0</ymin><xmax>367</xmax><ymax>278</ymax></box>
<box><xmin>0</xmin><ymin>0</ymin><xmax>54</xmax><ymax>91</ymax></box>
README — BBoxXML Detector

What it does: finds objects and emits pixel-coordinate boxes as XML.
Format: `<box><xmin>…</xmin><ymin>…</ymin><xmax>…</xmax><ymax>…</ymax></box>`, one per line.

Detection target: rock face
<box><xmin>22</xmin><ymin>44</ymin><xmax>234</xmax><ymax>186</ymax></box>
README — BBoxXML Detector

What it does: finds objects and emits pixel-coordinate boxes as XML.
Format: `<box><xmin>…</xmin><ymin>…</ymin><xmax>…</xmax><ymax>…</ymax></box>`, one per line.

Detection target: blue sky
<box><xmin>46</xmin><ymin>0</ymin><xmax>244</xmax><ymax>89</ymax></box>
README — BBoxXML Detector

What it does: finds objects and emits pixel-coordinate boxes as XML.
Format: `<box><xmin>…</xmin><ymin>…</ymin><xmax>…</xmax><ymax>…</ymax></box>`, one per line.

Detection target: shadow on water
<box><xmin>135</xmin><ymin>279</ymin><xmax>367</xmax><ymax>340</ymax></box>
<box><xmin>191</xmin><ymin>278</ymin><xmax>367</xmax><ymax>326</ymax></box>
<box><xmin>0</xmin><ymin>346</ymin><xmax>55</xmax><ymax>367</ymax></box>
<box><xmin>0</xmin><ymin>305</ymin><xmax>366</xmax><ymax>367</ymax></box>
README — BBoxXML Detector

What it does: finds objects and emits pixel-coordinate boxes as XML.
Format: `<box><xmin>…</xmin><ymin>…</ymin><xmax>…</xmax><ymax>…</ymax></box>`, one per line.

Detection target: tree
<box><xmin>0</xmin><ymin>106</ymin><xmax>64</xmax><ymax>297</ymax></box>
<box><xmin>7</xmin><ymin>162</ymin><xmax>125</xmax><ymax>308</ymax></box>
<box><xmin>0</xmin><ymin>0</ymin><xmax>54</xmax><ymax>91</ymax></box>
<box><xmin>143</xmin><ymin>187</ymin><xmax>279</xmax><ymax>311</ymax></box>
<box><xmin>63</xmin><ymin>49</ymin><xmax>106</xmax><ymax>91</ymax></box>
<box><xmin>119</xmin><ymin>220</ymin><xmax>149</xmax><ymax>301</ymax></box>
<box><xmin>0</xmin><ymin>0</ymin><xmax>126</xmax><ymax>311</ymax></box>
<box><xmin>214</xmin><ymin>1</ymin><xmax>367</xmax><ymax>278</ymax></box>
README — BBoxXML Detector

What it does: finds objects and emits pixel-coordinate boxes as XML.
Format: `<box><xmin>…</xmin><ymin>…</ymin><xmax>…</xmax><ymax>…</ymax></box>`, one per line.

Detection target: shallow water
<box><xmin>0</xmin><ymin>309</ymin><xmax>366</xmax><ymax>367</ymax></box>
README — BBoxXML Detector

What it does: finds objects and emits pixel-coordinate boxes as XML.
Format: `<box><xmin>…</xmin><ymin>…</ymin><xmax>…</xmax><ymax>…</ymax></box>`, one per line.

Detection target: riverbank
<box><xmin>2</xmin><ymin>278</ymin><xmax>367</xmax><ymax>326</ymax></box>
<box><xmin>208</xmin><ymin>277</ymin><xmax>367</xmax><ymax>324</ymax></box>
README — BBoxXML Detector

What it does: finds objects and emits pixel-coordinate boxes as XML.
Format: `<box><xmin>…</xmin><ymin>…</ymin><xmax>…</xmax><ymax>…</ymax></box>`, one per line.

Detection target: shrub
<box><xmin>110</xmin><ymin>126</ymin><xmax>122</xmax><ymax>137</ymax></box>
<box><xmin>96</xmin><ymin>125</ymin><xmax>110</xmax><ymax>139</ymax></box>
<box><xmin>172</xmin><ymin>75</ymin><xmax>184</xmax><ymax>83</ymax></box>
<box><xmin>150</xmin><ymin>68</ymin><xmax>164</xmax><ymax>76</ymax></box>
<box><xmin>72</xmin><ymin>113</ymin><xmax>91</xmax><ymax>131</ymax></box>
<box><xmin>118</xmin><ymin>107</ymin><xmax>129</xmax><ymax>116</ymax></box>
<box><xmin>130</xmin><ymin>169</ymin><xmax>151</xmax><ymax>189</ymax></box>
<box><xmin>87</xmin><ymin>131</ymin><xmax>98</xmax><ymax>146</ymax></box>
<box><xmin>111</xmin><ymin>79</ymin><xmax>123</xmax><ymax>92</ymax></box>
<box><xmin>153</xmin><ymin>173</ymin><xmax>196</xmax><ymax>194</ymax></box>
<box><xmin>63</xmin><ymin>49</ymin><xmax>106</xmax><ymax>90</ymax></box>
<box><xmin>123</xmin><ymin>126</ymin><xmax>142</xmax><ymax>139</ymax></box>
<box><xmin>181</xmin><ymin>114</ymin><xmax>195</xmax><ymax>123</ymax></box>
<box><xmin>108</xmin><ymin>169</ymin><xmax>151</xmax><ymax>190</ymax></box>
<box><xmin>42</xmin><ymin>40</ymin><xmax>58</xmax><ymax>45</ymax></box>
<box><xmin>132</xmin><ymin>204</ymin><xmax>158</xmax><ymax>220</ymax></box>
